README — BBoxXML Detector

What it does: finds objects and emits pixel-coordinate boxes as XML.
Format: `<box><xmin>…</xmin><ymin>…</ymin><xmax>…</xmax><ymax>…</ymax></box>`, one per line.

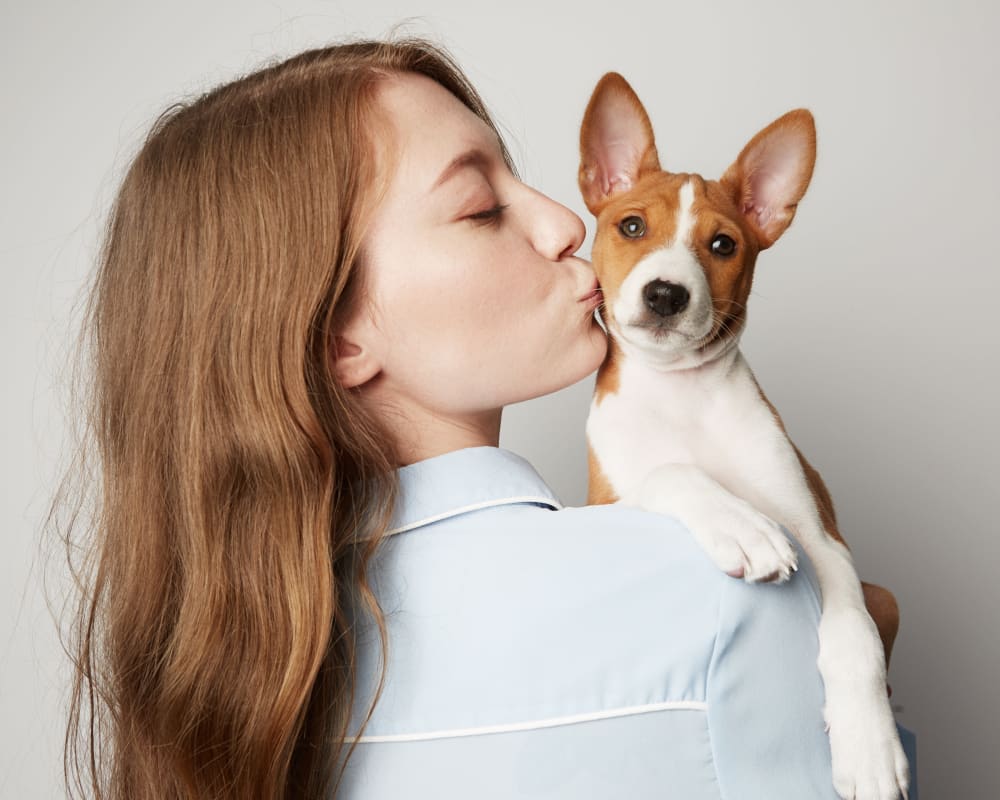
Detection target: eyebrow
<box><xmin>430</xmin><ymin>147</ymin><xmax>494</xmax><ymax>193</ymax></box>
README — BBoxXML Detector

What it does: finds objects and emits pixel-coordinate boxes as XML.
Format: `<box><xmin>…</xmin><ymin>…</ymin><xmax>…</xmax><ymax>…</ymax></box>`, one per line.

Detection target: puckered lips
<box><xmin>578</xmin><ymin>280</ymin><xmax>603</xmax><ymax>306</ymax></box>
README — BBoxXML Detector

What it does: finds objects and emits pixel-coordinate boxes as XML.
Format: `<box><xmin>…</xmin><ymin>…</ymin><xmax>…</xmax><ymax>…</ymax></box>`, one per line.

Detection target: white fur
<box><xmin>589</xmin><ymin>181</ymin><xmax>909</xmax><ymax>800</ymax></box>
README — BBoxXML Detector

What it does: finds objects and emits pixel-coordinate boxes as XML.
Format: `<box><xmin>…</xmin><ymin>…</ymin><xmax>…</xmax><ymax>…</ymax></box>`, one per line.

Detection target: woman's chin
<box><xmin>561</xmin><ymin>327</ymin><xmax>610</xmax><ymax>390</ymax></box>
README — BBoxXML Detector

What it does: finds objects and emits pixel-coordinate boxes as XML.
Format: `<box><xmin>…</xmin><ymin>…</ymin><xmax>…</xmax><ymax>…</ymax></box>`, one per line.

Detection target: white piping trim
<box><xmin>386</xmin><ymin>495</ymin><xmax>563</xmax><ymax>536</ymax></box>
<box><xmin>345</xmin><ymin>700</ymin><xmax>708</xmax><ymax>743</ymax></box>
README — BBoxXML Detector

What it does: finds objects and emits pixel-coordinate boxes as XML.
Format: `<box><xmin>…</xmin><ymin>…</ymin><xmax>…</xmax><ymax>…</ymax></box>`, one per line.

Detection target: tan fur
<box><xmin>587</xmin><ymin>334</ymin><xmax>622</xmax><ymax>506</ymax></box>
<box><xmin>586</xmin><ymin>444</ymin><xmax>620</xmax><ymax>506</ymax></box>
<box><xmin>591</xmin><ymin>332</ymin><xmax>623</xmax><ymax>404</ymax></box>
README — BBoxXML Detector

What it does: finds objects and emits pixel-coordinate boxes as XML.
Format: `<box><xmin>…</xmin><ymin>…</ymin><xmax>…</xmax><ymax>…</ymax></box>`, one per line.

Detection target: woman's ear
<box><xmin>330</xmin><ymin>324</ymin><xmax>382</xmax><ymax>390</ymax></box>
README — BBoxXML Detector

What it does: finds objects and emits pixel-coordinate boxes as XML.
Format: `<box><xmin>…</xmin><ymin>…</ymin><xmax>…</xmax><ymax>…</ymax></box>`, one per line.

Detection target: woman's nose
<box><xmin>527</xmin><ymin>188</ymin><xmax>586</xmax><ymax>261</ymax></box>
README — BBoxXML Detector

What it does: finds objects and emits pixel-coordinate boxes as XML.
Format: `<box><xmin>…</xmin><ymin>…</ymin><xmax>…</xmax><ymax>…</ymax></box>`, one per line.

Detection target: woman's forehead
<box><xmin>374</xmin><ymin>73</ymin><xmax>503</xmax><ymax>194</ymax></box>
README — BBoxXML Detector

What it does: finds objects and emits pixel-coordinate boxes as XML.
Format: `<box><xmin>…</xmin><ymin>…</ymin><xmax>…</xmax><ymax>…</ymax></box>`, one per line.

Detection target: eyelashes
<box><xmin>466</xmin><ymin>203</ymin><xmax>510</xmax><ymax>227</ymax></box>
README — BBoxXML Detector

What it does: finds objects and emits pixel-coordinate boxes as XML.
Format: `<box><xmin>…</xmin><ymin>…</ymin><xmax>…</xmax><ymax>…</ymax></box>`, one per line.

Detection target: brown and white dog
<box><xmin>579</xmin><ymin>73</ymin><xmax>909</xmax><ymax>800</ymax></box>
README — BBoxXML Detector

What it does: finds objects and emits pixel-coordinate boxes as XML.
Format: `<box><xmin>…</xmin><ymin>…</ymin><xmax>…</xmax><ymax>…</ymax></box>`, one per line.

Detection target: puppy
<box><xmin>579</xmin><ymin>72</ymin><xmax>908</xmax><ymax>800</ymax></box>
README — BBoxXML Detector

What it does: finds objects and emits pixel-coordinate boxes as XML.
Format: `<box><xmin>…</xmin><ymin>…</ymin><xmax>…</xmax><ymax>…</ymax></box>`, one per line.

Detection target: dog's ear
<box><xmin>579</xmin><ymin>73</ymin><xmax>661</xmax><ymax>215</ymax></box>
<box><xmin>720</xmin><ymin>109</ymin><xmax>816</xmax><ymax>250</ymax></box>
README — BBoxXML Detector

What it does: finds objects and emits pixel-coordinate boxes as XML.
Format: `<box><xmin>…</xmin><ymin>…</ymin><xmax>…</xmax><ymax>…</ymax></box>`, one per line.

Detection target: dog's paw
<box><xmin>826</xmin><ymin>690</ymin><xmax>910</xmax><ymax>800</ymax></box>
<box><xmin>682</xmin><ymin>492</ymin><xmax>798</xmax><ymax>583</ymax></box>
<box><xmin>623</xmin><ymin>463</ymin><xmax>798</xmax><ymax>583</ymax></box>
<box><xmin>820</xmin><ymin>609</ymin><xmax>910</xmax><ymax>800</ymax></box>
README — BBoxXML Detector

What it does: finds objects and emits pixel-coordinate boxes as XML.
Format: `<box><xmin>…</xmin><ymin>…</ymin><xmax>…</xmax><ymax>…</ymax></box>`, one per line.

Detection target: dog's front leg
<box><xmin>802</xmin><ymin>530</ymin><xmax>910</xmax><ymax>799</ymax></box>
<box><xmin>616</xmin><ymin>462</ymin><xmax>799</xmax><ymax>583</ymax></box>
<box><xmin>623</xmin><ymin>461</ymin><xmax>910</xmax><ymax>799</ymax></box>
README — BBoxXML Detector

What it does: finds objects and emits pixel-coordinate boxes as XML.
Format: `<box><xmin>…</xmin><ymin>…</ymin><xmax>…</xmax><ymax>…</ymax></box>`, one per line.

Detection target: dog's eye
<box><xmin>711</xmin><ymin>234</ymin><xmax>736</xmax><ymax>256</ymax></box>
<box><xmin>618</xmin><ymin>215</ymin><xmax>646</xmax><ymax>239</ymax></box>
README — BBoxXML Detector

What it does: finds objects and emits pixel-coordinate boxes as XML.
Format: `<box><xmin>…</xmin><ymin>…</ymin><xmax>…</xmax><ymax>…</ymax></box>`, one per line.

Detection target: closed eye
<box><xmin>467</xmin><ymin>203</ymin><xmax>509</xmax><ymax>226</ymax></box>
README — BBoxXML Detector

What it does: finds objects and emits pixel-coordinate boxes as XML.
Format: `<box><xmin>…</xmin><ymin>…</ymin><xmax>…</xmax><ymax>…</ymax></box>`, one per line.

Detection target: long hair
<box><xmin>49</xmin><ymin>37</ymin><xmax>514</xmax><ymax>799</ymax></box>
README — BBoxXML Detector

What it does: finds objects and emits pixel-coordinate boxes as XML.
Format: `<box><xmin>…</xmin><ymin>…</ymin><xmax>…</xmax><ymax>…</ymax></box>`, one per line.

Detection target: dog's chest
<box><xmin>587</xmin><ymin>351</ymin><xmax>798</xmax><ymax>503</ymax></box>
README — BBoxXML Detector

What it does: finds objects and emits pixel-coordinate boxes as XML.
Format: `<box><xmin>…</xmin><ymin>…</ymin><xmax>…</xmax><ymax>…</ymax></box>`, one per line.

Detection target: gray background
<box><xmin>4</xmin><ymin>1</ymin><xmax>997</xmax><ymax>797</ymax></box>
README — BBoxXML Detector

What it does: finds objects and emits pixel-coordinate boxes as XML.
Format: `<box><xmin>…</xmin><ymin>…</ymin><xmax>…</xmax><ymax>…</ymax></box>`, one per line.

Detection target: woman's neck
<box><xmin>386</xmin><ymin>404</ymin><xmax>502</xmax><ymax>467</ymax></box>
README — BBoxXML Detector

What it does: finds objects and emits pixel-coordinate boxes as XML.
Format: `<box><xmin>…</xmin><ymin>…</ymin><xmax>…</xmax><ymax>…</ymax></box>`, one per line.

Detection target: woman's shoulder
<box><xmin>379</xmin><ymin>500</ymin><xmax>822</xmax><ymax>648</ymax></box>
<box><xmin>356</xmin><ymin>501</ymin><xmax>823</xmax><ymax>740</ymax></box>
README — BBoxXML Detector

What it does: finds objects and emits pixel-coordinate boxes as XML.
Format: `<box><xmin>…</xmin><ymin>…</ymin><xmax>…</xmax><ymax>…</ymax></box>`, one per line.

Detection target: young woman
<box><xmin>58</xmin><ymin>36</ymin><xmax>912</xmax><ymax>799</ymax></box>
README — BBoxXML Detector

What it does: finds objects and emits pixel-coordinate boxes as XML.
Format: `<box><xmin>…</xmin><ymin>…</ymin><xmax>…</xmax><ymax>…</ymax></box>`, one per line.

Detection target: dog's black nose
<box><xmin>643</xmin><ymin>279</ymin><xmax>689</xmax><ymax>317</ymax></box>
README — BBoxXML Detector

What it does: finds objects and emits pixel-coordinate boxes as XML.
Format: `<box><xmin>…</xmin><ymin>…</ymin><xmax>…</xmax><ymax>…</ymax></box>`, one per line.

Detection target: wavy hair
<box><xmin>49</xmin><ymin>36</ymin><xmax>514</xmax><ymax>799</ymax></box>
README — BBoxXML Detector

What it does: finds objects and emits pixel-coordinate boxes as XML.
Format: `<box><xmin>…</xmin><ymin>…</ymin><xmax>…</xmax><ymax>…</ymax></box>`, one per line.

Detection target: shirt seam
<box><xmin>345</xmin><ymin>700</ymin><xmax>708</xmax><ymax>743</ymax></box>
<box><xmin>705</xmin><ymin>576</ymin><xmax>728</xmax><ymax>800</ymax></box>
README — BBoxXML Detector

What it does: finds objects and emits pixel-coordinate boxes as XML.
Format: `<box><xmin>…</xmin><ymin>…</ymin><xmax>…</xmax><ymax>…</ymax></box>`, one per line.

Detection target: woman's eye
<box><xmin>467</xmin><ymin>203</ymin><xmax>509</xmax><ymax>226</ymax></box>
<box><xmin>711</xmin><ymin>234</ymin><xmax>736</xmax><ymax>256</ymax></box>
<box><xmin>618</xmin><ymin>215</ymin><xmax>646</xmax><ymax>239</ymax></box>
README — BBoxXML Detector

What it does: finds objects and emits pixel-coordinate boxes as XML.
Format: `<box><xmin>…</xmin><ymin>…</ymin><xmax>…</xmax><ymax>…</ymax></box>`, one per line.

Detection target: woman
<box><xmin>58</xmin><ymin>36</ymin><xmax>909</xmax><ymax>799</ymax></box>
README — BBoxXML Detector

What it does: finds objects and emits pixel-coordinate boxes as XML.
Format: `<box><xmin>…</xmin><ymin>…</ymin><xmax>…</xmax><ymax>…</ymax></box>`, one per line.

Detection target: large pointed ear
<box><xmin>720</xmin><ymin>109</ymin><xmax>816</xmax><ymax>250</ymax></box>
<box><xmin>579</xmin><ymin>72</ymin><xmax>661</xmax><ymax>215</ymax></box>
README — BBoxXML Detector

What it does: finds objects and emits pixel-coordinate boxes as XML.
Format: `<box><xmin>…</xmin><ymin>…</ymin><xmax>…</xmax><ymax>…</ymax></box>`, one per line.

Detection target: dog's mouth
<box><xmin>609</xmin><ymin>311</ymin><xmax>727</xmax><ymax>364</ymax></box>
<box><xmin>629</xmin><ymin>321</ymin><xmax>699</xmax><ymax>341</ymax></box>
<box><xmin>609</xmin><ymin>318</ymin><xmax>683</xmax><ymax>347</ymax></box>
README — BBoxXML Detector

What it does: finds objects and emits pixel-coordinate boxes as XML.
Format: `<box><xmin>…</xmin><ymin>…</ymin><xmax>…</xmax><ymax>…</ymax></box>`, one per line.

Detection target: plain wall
<box><xmin>3</xmin><ymin>1</ymin><xmax>997</xmax><ymax>797</ymax></box>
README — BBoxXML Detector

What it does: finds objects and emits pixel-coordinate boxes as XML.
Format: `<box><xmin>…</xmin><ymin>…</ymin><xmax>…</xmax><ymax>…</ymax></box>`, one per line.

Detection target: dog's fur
<box><xmin>579</xmin><ymin>73</ymin><xmax>908</xmax><ymax>800</ymax></box>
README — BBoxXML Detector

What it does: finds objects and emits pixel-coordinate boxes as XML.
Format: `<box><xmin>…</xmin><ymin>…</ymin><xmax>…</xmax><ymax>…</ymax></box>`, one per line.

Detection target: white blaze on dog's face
<box><xmin>578</xmin><ymin>73</ymin><xmax>817</xmax><ymax>370</ymax></box>
<box><xmin>598</xmin><ymin>175</ymin><xmax>734</xmax><ymax>365</ymax></box>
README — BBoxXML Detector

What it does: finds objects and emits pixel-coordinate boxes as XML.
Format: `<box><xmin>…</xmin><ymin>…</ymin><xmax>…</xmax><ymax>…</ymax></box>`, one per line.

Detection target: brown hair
<box><xmin>50</xmin><ymin>36</ymin><xmax>513</xmax><ymax>799</ymax></box>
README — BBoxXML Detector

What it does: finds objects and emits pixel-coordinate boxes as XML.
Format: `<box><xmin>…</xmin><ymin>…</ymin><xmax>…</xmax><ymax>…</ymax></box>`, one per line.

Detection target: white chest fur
<box><xmin>587</xmin><ymin>347</ymin><xmax>809</xmax><ymax>527</ymax></box>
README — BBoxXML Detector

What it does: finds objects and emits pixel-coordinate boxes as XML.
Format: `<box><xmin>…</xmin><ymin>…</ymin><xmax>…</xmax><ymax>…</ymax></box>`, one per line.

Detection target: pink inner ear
<box><xmin>585</xmin><ymin>90</ymin><xmax>654</xmax><ymax>198</ymax></box>
<box><xmin>601</xmin><ymin>140</ymin><xmax>639</xmax><ymax>195</ymax></box>
<box><xmin>743</xmin><ymin>128</ymin><xmax>809</xmax><ymax>225</ymax></box>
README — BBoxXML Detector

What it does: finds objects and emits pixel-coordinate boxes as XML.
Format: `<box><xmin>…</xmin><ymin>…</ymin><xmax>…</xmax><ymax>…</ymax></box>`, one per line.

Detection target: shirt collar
<box><xmin>386</xmin><ymin>445</ymin><xmax>563</xmax><ymax>536</ymax></box>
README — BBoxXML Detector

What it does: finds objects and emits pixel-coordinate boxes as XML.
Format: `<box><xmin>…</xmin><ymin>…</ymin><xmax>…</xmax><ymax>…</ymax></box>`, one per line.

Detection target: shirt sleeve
<box><xmin>705</xmin><ymin>536</ymin><xmax>840</xmax><ymax>798</ymax></box>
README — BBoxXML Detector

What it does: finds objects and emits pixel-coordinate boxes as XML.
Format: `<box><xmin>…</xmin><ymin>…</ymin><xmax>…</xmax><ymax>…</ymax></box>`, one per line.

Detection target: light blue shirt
<box><xmin>339</xmin><ymin>445</ymin><xmax>917</xmax><ymax>798</ymax></box>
